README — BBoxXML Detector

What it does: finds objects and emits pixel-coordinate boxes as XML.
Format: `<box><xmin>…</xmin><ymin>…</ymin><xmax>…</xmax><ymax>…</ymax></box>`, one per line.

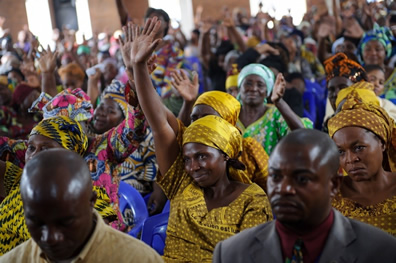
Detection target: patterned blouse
<box><xmin>332</xmin><ymin>192</ymin><xmax>396</xmax><ymax>236</ymax></box>
<box><xmin>237</xmin><ymin>105</ymin><xmax>313</xmax><ymax>155</ymax></box>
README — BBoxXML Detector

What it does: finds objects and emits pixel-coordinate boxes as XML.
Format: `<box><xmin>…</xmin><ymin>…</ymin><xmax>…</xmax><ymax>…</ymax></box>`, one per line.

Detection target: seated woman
<box><xmin>121</xmin><ymin>17</ymin><xmax>272</xmax><ymax>262</ymax></box>
<box><xmin>328</xmin><ymin>83</ymin><xmax>396</xmax><ymax>236</ymax></box>
<box><xmin>235</xmin><ymin>63</ymin><xmax>313</xmax><ymax>155</ymax></box>
<box><xmin>0</xmin><ymin>116</ymin><xmax>116</xmax><ymax>255</ymax></box>
<box><xmin>172</xmin><ymin>70</ymin><xmax>268</xmax><ymax>190</ymax></box>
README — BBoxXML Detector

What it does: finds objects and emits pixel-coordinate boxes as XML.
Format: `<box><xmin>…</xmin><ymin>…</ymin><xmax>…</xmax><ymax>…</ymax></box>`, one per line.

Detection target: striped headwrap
<box><xmin>193</xmin><ymin>91</ymin><xmax>241</xmax><ymax>126</ymax></box>
<box><xmin>29</xmin><ymin>88</ymin><xmax>93</xmax><ymax>121</ymax></box>
<box><xmin>183</xmin><ymin>115</ymin><xmax>250</xmax><ymax>183</ymax></box>
<box><xmin>30</xmin><ymin>116</ymin><xmax>88</xmax><ymax>156</ymax></box>
<box><xmin>237</xmin><ymin>64</ymin><xmax>275</xmax><ymax>97</ymax></box>
<box><xmin>324</xmin><ymin>53</ymin><xmax>367</xmax><ymax>83</ymax></box>
<box><xmin>101</xmin><ymin>80</ymin><xmax>133</xmax><ymax>119</ymax></box>
<box><xmin>328</xmin><ymin>90</ymin><xmax>396</xmax><ymax>172</ymax></box>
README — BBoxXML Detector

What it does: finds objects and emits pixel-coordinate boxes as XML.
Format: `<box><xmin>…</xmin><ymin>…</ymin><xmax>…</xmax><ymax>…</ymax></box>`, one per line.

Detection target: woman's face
<box><xmin>327</xmin><ymin>76</ymin><xmax>352</xmax><ymax>111</ymax></box>
<box><xmin>183</xmin><ymin>142</ymin><xmax>227</xmax><ymax>187</ymax></box>
<box><xmin>333</xmin><ymin>126</ymin><xmax>385</xmax><ymax>182</ymax></box>
<box><xmin>62</xmin><ymin>74</ymin><xmax>83</xmax><ymax>91</ymax></box>
<box><xmin>367</xmin><ymin>69</ymin><xmax>385</xmax><ymax>96</ymax></box>
<box><xmin>25</xmin><ymin>134</ymin><xmax>63</xmax><ymax>163</ymax></box>
<box><xmin>362</xmin><ymin>40</ymin><xmax>386</xmax><ymax>66</ymax></box>
<box><xmin>93</xmin><ymin>98</ymin><xmax>124</xmax><ymax>134</ymax></box>
<box><xmin>190</xmin><ymin>104</ymin><xmax>220</xmax><ymax>123</ymax></box>
<box><xmin>240</xmin><ymin>74</ymin><xmax>267</xmax><ymax>106</ymax></box>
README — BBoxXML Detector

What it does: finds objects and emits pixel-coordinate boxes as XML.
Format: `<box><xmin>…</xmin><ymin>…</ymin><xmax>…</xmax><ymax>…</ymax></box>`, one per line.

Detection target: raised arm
<box><xmin>122</xmin><ymin>18</ymin><xmax>180</xmax><ymax>176</ymax></box>
<box><xmin>271</xmin><ymin>73</ymin><xmax>305</xmax><ymax>130</ymax></box>
<box><xmin>223</xmin><ymin>15</ymin><xmax>247</xmax><ymax>53</ymax></box>
<box><xmin>172</xmin><ymin>70</ymin><xmax>199</xmax><ymax>126</ymax></box>
<box><xmin>36</xmin><ymin>46</ymin><xmax>59</xmax><ymax>97</ymax></box>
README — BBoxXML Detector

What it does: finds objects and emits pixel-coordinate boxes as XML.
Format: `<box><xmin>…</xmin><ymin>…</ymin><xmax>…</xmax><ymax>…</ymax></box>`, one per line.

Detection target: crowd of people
<box><xmin>0</xmin><ymin>0</ymin><xmax>395</xmax><ymax>262</ymax></box>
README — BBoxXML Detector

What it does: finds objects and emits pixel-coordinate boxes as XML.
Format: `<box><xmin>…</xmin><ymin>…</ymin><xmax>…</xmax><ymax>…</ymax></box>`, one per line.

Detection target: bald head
<box><xmin>21</xmin><ymin>148</ymin><xmax>92</xmax><ymax>203</ymax></box>
<box><xmin>21</xmin><ymin>149</ymin><xmax>96</xmax><ymax>261</ymax></box>
<box><xmin>272</xmin><ymin>129</ymin><xmax>340</xmax><ymax>175</ymax></box>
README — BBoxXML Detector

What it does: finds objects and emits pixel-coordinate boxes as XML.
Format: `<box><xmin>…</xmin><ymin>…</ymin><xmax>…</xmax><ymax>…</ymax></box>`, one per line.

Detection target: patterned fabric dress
<box><xmin>332</xmin><ymin>192</ymin><xmax>396</xmax><ymax>236</ymax></box>
<box><xmin>236</xmin><ymin>105</ymin><xmax>313</xmax><ymax>155</ymax></box>
<box><xmin>160</xmin><ymin>116</ymin><xmax>272</xmax><ymax>262</ymax></box>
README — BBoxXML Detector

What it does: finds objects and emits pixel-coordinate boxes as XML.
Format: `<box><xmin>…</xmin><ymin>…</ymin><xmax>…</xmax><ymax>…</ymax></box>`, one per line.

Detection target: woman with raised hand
<box><xmin>119</xmin><ymin>17</ymin><xmax>272</xmax><ymax>262</ymax></box>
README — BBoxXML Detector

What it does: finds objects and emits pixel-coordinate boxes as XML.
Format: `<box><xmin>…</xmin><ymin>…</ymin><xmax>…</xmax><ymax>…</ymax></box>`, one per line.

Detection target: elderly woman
<box><xmin>0</xmin><ymin>116</ymin><xmax>116</xmax><ymax>255</ymax></box>
<box><xmin>122</xmin><ymin>17</ymin><xmax>272</xmax><ymax>262</ymax></box>
<box><xmin>235</xmin><ymin>63</ymin><xmax>313</xmax><ymax>155</ymax></box>
<box><xmin>328</xmin><ymin>82</ymin><xmax>396</xmax><ymax>236</ymax></box>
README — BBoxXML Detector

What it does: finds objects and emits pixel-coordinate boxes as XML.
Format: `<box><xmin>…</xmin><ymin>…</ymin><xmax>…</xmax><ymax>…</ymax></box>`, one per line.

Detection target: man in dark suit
<box><xmin>213</xmin><ymin>129</ymin><xmax>396</xmax><ymax>263</ymax></box>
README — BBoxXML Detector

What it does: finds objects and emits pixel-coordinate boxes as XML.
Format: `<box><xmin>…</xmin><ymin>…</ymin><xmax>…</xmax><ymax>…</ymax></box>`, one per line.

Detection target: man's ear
<box><xmin>330</xmin><ymin>173</ymin><xmax>343</xmax><ymax>198</ymax></box>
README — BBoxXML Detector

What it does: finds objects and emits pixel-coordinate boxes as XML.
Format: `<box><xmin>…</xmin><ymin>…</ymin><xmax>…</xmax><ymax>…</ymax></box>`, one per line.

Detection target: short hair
<box><xmin>364</xmin><ymin>64</ymin><xmax>385</xmax><ymax>74</ymax></box>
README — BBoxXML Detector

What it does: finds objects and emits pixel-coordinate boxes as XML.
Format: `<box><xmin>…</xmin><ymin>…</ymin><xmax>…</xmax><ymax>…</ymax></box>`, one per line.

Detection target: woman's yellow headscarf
<box><xmin>335</xmin><ymin>82</ymin><xmax>379</xmax><ymax>110</ymax></box>
<box><xmin>183</xmin><ymin>115</ymin><xmax>250</xmax><ymax>183</ymax></box>
<box><xmin>30</xmin><ymin>116</ymin><xmax>88</xmax><ymax>156</ymax></box>
<box><xmin>193</xmin><ymin>91</ymin><xmax>241</xmax><ymax>126</ymax></box>
<box><xmin>328</xmin><ymin>87</ymin><xmax>396</xmax><ymax>172</ymax></box>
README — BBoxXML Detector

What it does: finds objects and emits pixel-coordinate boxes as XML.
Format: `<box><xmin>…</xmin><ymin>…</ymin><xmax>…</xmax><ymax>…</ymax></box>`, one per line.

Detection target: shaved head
<box><xmin>21</xmin><ymin>149</ymin><xmax>92</xmax><ymax>202</ymax></box>
<box><xmin>272</xmin><ymin>128</ymin><xmax>340</xmax><ymax>176</ymax></box>
<box><xmin>20</xmin><ymin>149</ymin><xmax>96</xmax><ymax>262</ymax></box>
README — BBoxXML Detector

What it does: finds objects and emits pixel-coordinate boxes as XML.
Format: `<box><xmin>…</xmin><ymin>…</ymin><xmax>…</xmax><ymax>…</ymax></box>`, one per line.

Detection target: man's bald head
<box><xmin>20</xmin><ymin>149</ymin><xmax>96</xmax><ymax>262</ymax></box>
<box><xmin>272</xmin><ymin>128</ymin><xmax>340</xmax><ymax>176</ymax></box>
<box><xmin>21</xmin><ymin>148</ymin><xmax>92</xmax><ymax>202</ymax></box>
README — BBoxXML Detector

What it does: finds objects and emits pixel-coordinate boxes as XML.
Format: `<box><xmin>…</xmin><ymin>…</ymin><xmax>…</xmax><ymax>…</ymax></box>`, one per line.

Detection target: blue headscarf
<box><xmin>359</xmin><ymin>24</ymin><xmax>394</xmax><ymax>59</ymax></box>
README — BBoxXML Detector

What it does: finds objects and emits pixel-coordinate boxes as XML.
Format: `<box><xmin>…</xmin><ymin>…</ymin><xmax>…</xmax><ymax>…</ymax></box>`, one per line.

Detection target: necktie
<box><xmin>290</xmin><ymin>238</ymin><xmax>304</xmax><ymax>263</ymax></box>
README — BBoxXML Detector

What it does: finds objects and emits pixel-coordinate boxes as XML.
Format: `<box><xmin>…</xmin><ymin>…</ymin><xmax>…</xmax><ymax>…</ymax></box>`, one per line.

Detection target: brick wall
<box><xmin>192</xmin><ymin>0</ymin><xmax>251</xmax><ymax>21</ymax></box>
<box><xmin>0</xmin><ymin>0</ymin><xmax>29</xmax><ymax>42</ymax></box>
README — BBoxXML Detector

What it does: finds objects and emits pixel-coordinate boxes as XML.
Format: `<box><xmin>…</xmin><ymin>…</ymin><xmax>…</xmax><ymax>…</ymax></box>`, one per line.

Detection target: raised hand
<box><xmin>171</xmin><ymin>70</ymin><xmax>199</xmax><ymax>102</ymax></box>
<box><xmin>36</xmin><ymin>45</ymin><xmax>58</xmax><ymax>73</ymax></box>
<box><xmin>255</xmin><ymin>43</ymin><xmax>280</xmax><ymax>56</ymax></box>
<box><xmin>271</xmin><ymin>73</ymin><xmax>286</xmax><ymax>104</ymax></box>
<box><xmin>119</xmin><ymin>17</ymin><xmax>162</xmax><ymax>67</ymax></box>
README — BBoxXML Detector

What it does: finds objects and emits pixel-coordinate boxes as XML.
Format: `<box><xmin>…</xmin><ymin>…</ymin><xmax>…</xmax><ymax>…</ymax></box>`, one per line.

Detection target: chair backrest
<box><xmin>118</xmin><ymin>181</ymin><xmax>149</xmax><ymax>237</ymax></box>
<box><xmin>141</xmin><ymin>212</ymin><xmax>170</xmax><ymax>255</ymax></box>
<box><xmin>162</xmin><ymin>200</ymin><xmax>170</xmax><ymax>213</ymax></box>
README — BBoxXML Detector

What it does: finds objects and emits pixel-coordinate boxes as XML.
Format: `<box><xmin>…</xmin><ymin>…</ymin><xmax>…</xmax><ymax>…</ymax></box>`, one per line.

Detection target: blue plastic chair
<box><xmin>118</xmin><ymin>181</ymin><xmax>149</xmax><ymax>238</ymax></box>
<box><xmin>162</xmin><ymin>200</ymin><xmax>170</xmax><ymax>213</ymax></box>
<box><xmin>141</xmin><ymin>212</ymin><xmax>170</xmax><ymax>255</ymax></box>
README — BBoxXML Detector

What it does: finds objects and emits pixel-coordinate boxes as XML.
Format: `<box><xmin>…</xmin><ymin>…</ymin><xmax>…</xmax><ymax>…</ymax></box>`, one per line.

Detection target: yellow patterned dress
<box><xmin>332</xmin><ymin>192</ymin><xmax>396</xmax><ymax>236</ymax></box>
<box><xmin>158</xmin><ymin>151</ymin><xmax>273</xmax><ymax>262</ymax></box>
<box><xmin>0</xmin><ymin>162</ymin><xmax>116</xmax><ymax>255</ymax></box>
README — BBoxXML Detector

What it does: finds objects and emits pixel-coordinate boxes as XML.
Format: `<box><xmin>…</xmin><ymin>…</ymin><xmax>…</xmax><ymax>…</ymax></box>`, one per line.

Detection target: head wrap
<box><xmin>324</xmin><ymin>53</ymin><xmax>367</xmax><ymax>83</ymax></box>
<box><xmin>12</xmin><ymin>83</ymin><xmax>37</xmax><ymax>106</ymax></box>
<box><xmin>332</xmin><ymin>37</ymin><xmax>345</xmax><ymax>54</ymax></box>
<box><xmin>182</xmin><ymin>115</ymin><xmax>250</xmax><ymax>184</ymax></box>
<box><xmin>29</xmin><ymin>88</ymin><xmax>93</xmax><ymax>121</ymax></box>
<box><xmin>225</xmin><ymin>64</ymin><xmax>240</xmax><ymax>91</ymax></box>
<box><xmin>237</xmin><ymin>63</ymin><xmax>275</xmax><ymax>97</ymax></box>
<box><xmin>77</xmin><ymin>45</ymin><xmax>91</xmax><ymax>55</ymax></box>
<box><xmin>335</xmin><ymin>82</ymin><xmax>378</xmax><ymax>109</ymax></box>
<box><xmin>359</xmin><ymin>24</ymin><xmax>394</xmax><ymax>59</ymax></box>
<box><xmin>194</xmin><ymin>91</ymin><xmax>241</xmax><ymax>126</ymax></box>
<box><xmin>101</xmin><ymin>79</ymin><xmax>132</xmax><ymax>118</ymax></box>
<box><xmin>30</xmin><ymin>116</ymin><xmax>88</xmax><ymax>156</ymax></box>
<box><xmin>328</xmin><ymin>90</ymin><xmax>396</xmax><ymax>172</ymax></box>
<box><xmin>58</xmin><ymin>62</ymin><xmax>85</xmax><ymax>82</ymax></box>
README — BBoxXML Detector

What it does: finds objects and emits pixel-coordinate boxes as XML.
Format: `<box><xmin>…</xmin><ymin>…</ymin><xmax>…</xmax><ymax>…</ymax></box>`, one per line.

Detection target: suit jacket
<box><xmin>213</xmin><ymin>209</ymin><xmax>396</xmax><ymax>263</ymax></box>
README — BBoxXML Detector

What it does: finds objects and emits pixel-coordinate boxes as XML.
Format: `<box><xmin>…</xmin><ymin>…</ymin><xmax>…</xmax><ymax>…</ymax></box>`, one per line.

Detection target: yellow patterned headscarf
<box><xmin>30</xmin><ymin>116</ymin><xmax>88</xmax><ymax>156</ymax></box>
<box><xmin>193</xmin><ymin>91</ymin><xmax>241</xmax><ymax>126</ymax></box>
<box><xmin>328</xmin><ymin>92</ymin><xmax>396</xmax><ymax>172</ymax></box>
<box><xmin>335</xmin><ymin>82</ymin><xmax>379</xmax><ymax>109</ymax></box>
<box><xmin>183</xmin><ymin>115</ymin><xmax>250</xmax><ymax>183</ymax></box>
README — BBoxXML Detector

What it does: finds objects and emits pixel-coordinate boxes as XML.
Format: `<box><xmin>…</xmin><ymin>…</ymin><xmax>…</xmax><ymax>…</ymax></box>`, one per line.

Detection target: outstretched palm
<box><xmin>119</xmin><ymin>17</ymin><xmax>162</xmax><ymax>67</ymax></box>
<box><xmin>171</xmin><ymin>70</ymin><xmax>199</xmax><ymax>102</ymax></box>
<box><xmin>36</xmin><ymin>45</ymin><xmax>58</xmax><ymax>73</ymax></box>
<box><xmin>271</xmin><ymin>73</ymin><xmax>286</xmax><ymax>103</ymax></box>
